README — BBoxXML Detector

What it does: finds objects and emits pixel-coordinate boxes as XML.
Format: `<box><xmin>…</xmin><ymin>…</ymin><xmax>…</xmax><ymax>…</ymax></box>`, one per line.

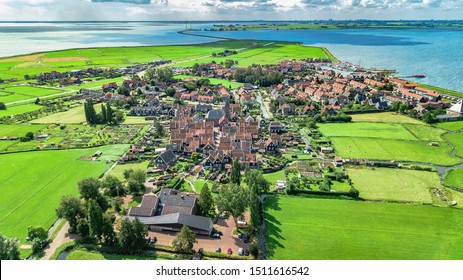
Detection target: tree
<box><xmin>84</xmin><ymin>99</ymin><xmax>98</xmax><ymax>124</ymax></box>
<box><xmin>245</xmin><ymin>169</ymin><xmax>270</xmax><ymax>196</ymax></box>
<box><xmin>0</xmin><ymin>102</ymin><xmax>6</xmax><ymax>110</ymax></box>
<box><xmin>165</xmin><ymin>87</ymin><xmax>176</xmax><ymax>97</ymax></box>
<box><xmin>123</xmin><ymin>169</ymin><xmax>134</xmax><ymax>180</ymax></box>
<box><xmin>56</xmin><ymin>195</ymin><xmax>86</xmax><ymax>233</ymax></box>
<box><xmin>106</xmin><ymin>103</ymin><xmax>114</xmax><ymax>124</ymax></box>
<box><xmin>118</xmin><ymin>218</ymin><xmax>147</xmax><ymax>254</ymax></box>
<box><xmin>101</xmin><ymin>213</ymin><xmax>117</xmax><ymax>246</ymax></box>
<box><xmin>230</xmin><ymin>159</ymin><xmax>241</xmax><ymax>186</ymax></box>
<box><xmin>35</xmin><ymin>98</ymin><xmax>41</xmax><ymax>105</ymax></box>
<box><xmin>198</xmin><ymin>184</ymin><xmax>214</xmax><ymax>216</ymax></box>
<box><xmin>155</xmin><ymin>121</ymin><xmax>165</xmax><ymax>137</ymax></box>
<box><xmin>27</xmin><ymin>226</ymin><xmax>48</xmax><ymax>242</ymax></box>
<box><xmin>215</xmin><ymin>184</ymin><xmax>248</xmax><ymax>227</ymax></box>
<box><xmin>0</xmin><ymin>235</ymin><xmax>20</xmax><ymax>260</ymax></box>
<box><xmin>399</xmin><ymin>103</ymin><xmax>408</xmax><ymax>114</ymax></box>
<box><xmin>144</xmin><ymin>67</ymin><xmax>156</xmax><ymax>81</ymax></box>
<box><xmin>128</xmin><ymin>179</ymin><xmax>144</xmax><ymax>195</ymax></box>
<box><xmin>248</xmin><ymin>182</ymin><xmax>259</xmax><ymax>233</ymax></box>
<box><xmin>114</xmin><ymin>110</ymin><xmax>124</xmax><ymax>124</ymax></box>
<box><xmin>76</xmin><ymin>218</ymin><xmax>90</xmax><ymax>240</ymax></box>
<box><xmin>78</xmin><ymin>178</ymin><xmax>102</xmax><ymax>201</ymax></box>
<box><xmin>102</xmin><ymin>175</ymin><xmax>124</xmax><ymax>197</ymax></box>
<box><xmin>87</xmin><ymin>199</ymin><xmax>104</xmax><ymax>241</ymax></box>
<box><xmin>157</xmin><ymin>67</ymin><xmax>173</xmax><ymax>82</ymax></box>
<box><xmin>117</xmin><ymin>86</ymin><xmax>130</xmax><ymax>96</ymax></box>
<box><xmin>130</xmin><ymin>169</ymin><xmax>146</xmax><ymax>186</ymax></box>
<box><xmin>172</xmin><ymin>225</ymin><xmax>197</xmax><ymax>253</ymax></box>
<box><xmin>25</xmin><ymin>132</ymin><xmax>34</xmax><ymax>141</ymax></box>
<box><xmin>101</xmin><ymin>104</ymin><xmax>107</xmax><ymax>124</ymax></box>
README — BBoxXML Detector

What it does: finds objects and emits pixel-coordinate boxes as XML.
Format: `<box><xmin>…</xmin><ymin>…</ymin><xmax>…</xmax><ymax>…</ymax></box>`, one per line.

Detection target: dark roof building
<box><xmin>155</xmin><ymin>149</ymin><xmax>177</xmax><ymax>166</ymax></box>
<box><xmin>128</xmin><ymin>188</ymin><xmax>212</xmax><ymax>235</ymax></box>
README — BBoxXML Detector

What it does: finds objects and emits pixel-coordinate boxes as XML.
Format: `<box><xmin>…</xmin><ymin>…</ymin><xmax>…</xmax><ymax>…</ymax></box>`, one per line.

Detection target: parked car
<box><xmin>238</xmin><ymin>248</ymin><xmax>244</xmax><ymax>256</ymax></box>
<box><xmin>243</xmin><ymin>249</ymin><xmax>250</xmax><ymax>256</ymax></box>
<box><xmin>227</xmin><ymin>248</ymin><xmax>232</xmax><ymax>255</ymax></box>
<box><xmin>211</xmin><ymin>233</ymin><xmax>221</xmax><ymax>239</ymax></box>
<box><xmin>216</xmin><ymin>247</ymin><xmax>221</xmax><ymax>253</ymax></box>
<box><xmin>243</xmin><ymin>232</ymin><xmax>249</xmax><ymax>243</ymax></box>
<box><xmin>237</xmin><ymin>233</ymin><xmax>243</xmax><ymax>239</ymax></box>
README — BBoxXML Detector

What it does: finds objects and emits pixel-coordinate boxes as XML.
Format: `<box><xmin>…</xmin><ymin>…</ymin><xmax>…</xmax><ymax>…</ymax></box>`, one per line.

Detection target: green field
<box><xmin>318</xmin><ymin>119</ymin><xmax>462</xmax><ymax>166</ymax></box>
<box><xmin>0</xmin><ymin>124</ymin><xmax>47</xmax><ymax>138</ymax></box>
<box><xmin>30</xmin><ymin>105</ymin><xmax>101</xmax><ymax>124</ymax></box>
<box><xmin>108</xmin><ymin>161</ymin><xmax>151</xmax><ymax>182</ymax></box>
<box><xmin>444</xmin><ymin>168</ymin><xmax>463</xmax><ymax>191</ymax></box>
<box><xmin>350</xmin><ymin>112</ymin><xmax>425</xmax><ymax>124</ymax></box>
<box><xmin>0</xmin><ymin>104</ymin><xmax>42</xmax><ymax>117</ymax></box>
<box><xmin>0</xmin><ymin>40</ymin><xmax>331</xmax><ymax>83</ymax></box>
<box><xmin>330</xmin><ymin>137</ymin><xmax>460</xmax><ymax>165</ymax></box>
<box><xmin>66</xmin><ymin>248</ymin><xmax>175</xmax><ymax>260</ymax></box>
<box><xmin>347</xmin><ymin>168</ymin><xmax>441</xmax><ymax>203</ymax></box>
<box><xmin>265</xmin><ymin>196</ymin><xmax>463</xmax><ymax>259</ymax></box>
<box><xmin>444</xmin><ymin>132</ymin><xmax>463</xmax><ymax>158</ymax></box>
<box><xmin>123</xmin><ymin>116</ymin><xmax>153</xmax><ymax>125</ymax></box>
<box><xmin>0</xmin><ymin>86</ymin><xmax>64</xmax><ymax>104</ymax></box>
<box><xmin>0</xmin><ymin>145</ymin><xmax>129</xmax><ymax>242</ymax></box>
<box><xmin>434</xmin><ymin>121</ymin><xmax>463</xmax><ymax>131</ymax></box>
<box><xmin>263</xmin><ymin>170</ymin><xmax>286</xmax><ymax>186</ymax></box>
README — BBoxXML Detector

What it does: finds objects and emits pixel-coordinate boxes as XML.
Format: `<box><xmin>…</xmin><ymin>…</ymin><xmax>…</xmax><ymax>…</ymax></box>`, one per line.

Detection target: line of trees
<box><xmin>84</xmin><ymin>99</ymin><xmax>124</xmax><ymax>125</ymax></box>
<box><xmin>233</xmin><ymin>66</ymin><xmax>284</xmax><ymax>87</ymax></box>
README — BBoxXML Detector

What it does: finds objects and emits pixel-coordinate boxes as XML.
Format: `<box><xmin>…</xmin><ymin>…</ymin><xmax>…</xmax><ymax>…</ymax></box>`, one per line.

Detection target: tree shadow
<box><xmin>262</xmin><ymin>195</ymin><xmax>284</xmax><ymax>258</ymax></box>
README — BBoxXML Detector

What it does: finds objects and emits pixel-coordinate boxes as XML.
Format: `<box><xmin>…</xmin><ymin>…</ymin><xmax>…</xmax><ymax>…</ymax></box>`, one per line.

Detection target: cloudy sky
<box><xmin>0</xmin><ymin>0</ymin><xmax>461</xmax><ymax>21</ymax></box>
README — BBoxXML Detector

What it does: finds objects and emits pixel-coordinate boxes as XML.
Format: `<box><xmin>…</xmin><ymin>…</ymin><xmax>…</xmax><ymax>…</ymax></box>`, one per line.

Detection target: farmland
<box><xmin>350</xmin><ymin>112</ymin><xmax>424</xmax><ymax>124</ymax></box>
<box><xmin>0</xmin><ymin>40</ymin><xmax>331</xmax><ymax>83</ymax></box>
<box><xmin>434</xmin><ymin>120</ymin><xmax>463</xmax><ymax>131</ymax></box>
<box><xmin>174</xmin><ymin>75</ymin><xmax>243</xmax><ymax>89</ymax></box>
<box><xmin>0</xmin><ymin>144</ymin><xmax>129</xmax><ymax>242</ymax></box>
<box><xmin>30</xmin><ymin>105</ymin><xmax>95</xmax><ymax>124</ymax></box>
<box><xmin>0</xmin><ymin>124</ymin><xmax>46</xmax><ymax>138</ymax></box>
<box><xmin>347</xmin><ymin>167</ymin><xmax>441</xmax><ymax>203</ymax></box>
<box><xmin>265</xmin><ymin>196</ymin><xmax>463</xmax><ymax>260</ymax></box>
<box><xmin>0</xmin><ymin>104</ymin><xmax>42</xmax><ymax>117</ymax></box>
<box><xmin>444</xmin><ymin>168</ymin><xmax>463</xmax><ymax>191</ymax></box>
<box><xmin>444</xmin><ymin>132</ymin><xmax>463</xmax><ymax>158</ymax></box>
<box><xmin>318</xmin><ymin>116</ymin><xmax>462</xmax><ymax>166</ymax></box>
<box><xmin>0</xmin><ymin>86</ymin><xmax>64</xmax><ymax>104</ymax></box>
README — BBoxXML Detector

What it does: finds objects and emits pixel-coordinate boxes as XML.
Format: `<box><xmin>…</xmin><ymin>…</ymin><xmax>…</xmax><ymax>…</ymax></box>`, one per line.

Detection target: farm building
<box><xmin>128</xmin><ymin>188</ymin><xmax>213</xmax><ymax>236</ymax></box>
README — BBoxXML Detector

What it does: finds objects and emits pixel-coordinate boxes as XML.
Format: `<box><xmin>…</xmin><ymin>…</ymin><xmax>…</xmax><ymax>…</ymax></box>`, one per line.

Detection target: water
<box><xmin>1</xmin><ymin>22</ymin><xmax>462</xmax><ymax>92</ymax></box>
<box><xmin>190</xmin><ymin>28</ymin><xmax>463</xmax><ymax>92</ymax></box>
<box><xmin>0</xmin><ymin>22</ymin><xmax>216</xmax><ymax>58</ymax></box>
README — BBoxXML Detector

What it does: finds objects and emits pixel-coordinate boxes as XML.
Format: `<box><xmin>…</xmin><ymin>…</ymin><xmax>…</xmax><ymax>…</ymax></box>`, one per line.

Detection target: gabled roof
<box><xmin>158</xmin><ymin>149</ymin><xmax>177</xmax><ymax>165</ymax></box>
<box><xmin>449</xmin><ymin>101</ymin><xmax>463</xmax><ymax>114</ymax></box>
<box><xmin>134</xmin><ymin>213</ymin><xmax>213</xmax><ymax>232</ymax></box>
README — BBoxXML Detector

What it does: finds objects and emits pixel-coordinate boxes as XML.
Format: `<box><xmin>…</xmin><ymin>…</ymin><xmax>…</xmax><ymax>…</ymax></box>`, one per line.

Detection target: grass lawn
<box><xmin>330</xmin><ymin>137</ymin><xmax>460</xmax><ymax>166</ymax></box>
<box><xmin>0</xmin><ymin>104</ymin><xmax>42</xmax><ymax>117</ymax></box>
<box><xmin>107</xmin><ymin>161</ymin><xmax>150</xmax><ymax>182</ymax></box>
<box><xmin>263</xmin><ymin>170</ymin><xmax>286</xmax><ymax>186</ymax></box>
<box><xmin>347</xmin><ymin>167</ymin><xmax>441</xmax><ymax>203</ymax></box>
<box><xmin>0</xmin><ymin>144</ymin><xmax>129</xmax><ymax>242</ymax></box>
<box><xmin>123</xmin><ymin>116</ymin><xmax>153</xmax><ymax>125</ymax></box>
<box><xmin>434</xmin><ymin>121</ymin><xmax>463</xmax><ymax>132</ymax></box>
<box><xmin>265</xmin><ymin>196</ymin><xmax>463</xmax><ymax>260</ymax></box>
<box><xmin>174</xmin><ymin>75</ymin><xmax>243</xmax><ymax>89</ymax></box>
<box><xmin>0</xmin><ymin>124</ymin><xmax>47</xmax><ymax>138</ymax></box>
<box><xmin>318</xmin><ymin>122</ymin><xmax>416</xmax><ymax>140</ymax></box>
<box><xmin>444</xmin><ymin>168</ymin><xmax>463</xmax><ymax>191</ymax></box>
<box><xmin>350</xmin><ymin>112</ymin><xmax>424</xmax><ymax>124</ymax></box>
<box><xmin>1</xmin><ymin>86</ymin><xmax>63</xmax><ymax>104</ymax></box>
<box><xmin>66</xmin><ymin>248</ymin><xmax>176</xmax><ymax>260</ymax></box>
<box><xmin>444</xmin><ymin>132</ymin><xmax>463</xmax><ymax>158</ymax></box>
<box><xmin>30</xmin><ymin>104</ymin><xmax>104</xmax><ymax>124</ymax></box>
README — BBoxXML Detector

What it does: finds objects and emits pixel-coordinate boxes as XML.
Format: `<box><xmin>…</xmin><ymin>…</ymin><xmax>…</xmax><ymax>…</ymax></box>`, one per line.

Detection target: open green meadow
<box><xmin>444</xmin><ymin>132</ymin><xmax>463</xmax><ymax>158</ymax></box>
<box><xmin>444</xmin><ymin>168</ymin><xmax>463</xmax><ymax>191</ymax></box>
<box><xmin>434</xmin><ymin>121</ymin><xmax>463</xmax><ymax>131</ymax></box>
<box><xmin>0</xmin><ymin>144</ymin><xmax>129</xmax><ymax>241</ymax></box>
<box><xmin>263</xmin><ymin>170</ymin><xmax>286</xmax><ymax>186</ymax></box>
<box><xmin>330</xmin><ymin>137</ymin><xmax>459</xmax><ymax>165</ymax></box>
<box><xmin>107</xmin><ymin>161</ymin><xmax>151</xmax><ymax>181</ymax></box>
<box><xmin>0</xmin><ymin>86</ymin><xmax>64</xmax><ymax>104</ymax></box>
<box><xmin>265</xmin><ymin>196</ymin><xmax>463</xmax><ymax>259</ymax></box>
<box><xmin>0</xmin><ymin>104</ymin><xmax>42</xmax><ymax>117</ymax></box>
<box><xmin>318</xmin><ymin>117</ymin><xmax>462</xmax><ymax>166</ymax></box>
<box><xmin>347</xmin><ymin>167</ymin><xmax>441</xmax><ymax>203</ymax></box>
<box><xmin>123</xmin><ymin>116</ymin><xmax>154</xmax><ymax>125</ymax></box>
<box><xmin>0</xmin><ymin>124</ymin><xmax>46</xmax><ymax>138</ymax></box>
<box><xmin>0</xmin><ymin>40</ymin><xmax>331</xmax><ymax>83</ymax></box>
<box><xmin>30</xmin><ymin>105</ymin><xmax>101</xmax><ymax>124</ymax></box>
<box><xmin>350</xmin><ymin>112</ymin><xmax>425</xmax><ymax>124</ymax></box>
<box><xmin>66</xmin><ymin>248</ymin><xmax>175</xmax><ymax>260</ymax></box>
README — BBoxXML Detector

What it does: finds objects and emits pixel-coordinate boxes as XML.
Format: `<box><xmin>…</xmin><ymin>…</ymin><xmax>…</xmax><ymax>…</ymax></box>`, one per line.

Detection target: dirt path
<box><xmin>41</xmin><ymin>222</ymin><xmax>80</xmax><ymax>260</ymax></box>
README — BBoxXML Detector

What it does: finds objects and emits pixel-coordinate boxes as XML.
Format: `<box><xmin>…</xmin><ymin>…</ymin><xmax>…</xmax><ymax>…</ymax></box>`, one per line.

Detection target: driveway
<box><xmin>148</xmin><ymin>216</ymin><xmax>249</xmax><ymax>255</ymax></box>
<box><xmin>41</xmin><ymin>222</ymin><xmax>80</xmax><ymax>260</ymax></box>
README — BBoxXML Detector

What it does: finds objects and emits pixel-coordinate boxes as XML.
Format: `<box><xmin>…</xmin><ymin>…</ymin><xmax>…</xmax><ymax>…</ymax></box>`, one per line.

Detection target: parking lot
<box><xmin>147</xmin><ymin>215</ymin><xmax>249</xmax><ymax>255</ymax></box>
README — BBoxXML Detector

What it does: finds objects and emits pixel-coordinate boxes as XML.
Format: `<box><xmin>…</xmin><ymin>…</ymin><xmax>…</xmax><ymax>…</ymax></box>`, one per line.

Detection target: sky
<box><xmin>0</xmin><ymin>0</ymin><xmax>461</xmax><ymax>21</ymax></box>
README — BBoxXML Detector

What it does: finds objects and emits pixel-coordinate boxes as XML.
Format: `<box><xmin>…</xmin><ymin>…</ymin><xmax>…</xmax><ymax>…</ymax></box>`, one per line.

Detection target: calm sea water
<box><xmin>1</xmin><ymin>22</ymin><xmax>462</xmax><ymax>92</ymax></box>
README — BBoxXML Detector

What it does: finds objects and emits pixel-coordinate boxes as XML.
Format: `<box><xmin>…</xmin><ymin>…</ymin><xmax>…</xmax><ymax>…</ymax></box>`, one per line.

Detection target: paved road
<box><xmin>41</xmin><ymin>222</ymin><xmax>80</xmax><ymax>260</ymax></box>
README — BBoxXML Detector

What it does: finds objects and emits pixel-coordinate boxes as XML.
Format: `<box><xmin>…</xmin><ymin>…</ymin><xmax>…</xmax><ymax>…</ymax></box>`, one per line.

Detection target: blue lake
<box><xmin>0</xmin><ymin>22</ymin><xmax>462</xmax><ymax>92</ymax></box>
